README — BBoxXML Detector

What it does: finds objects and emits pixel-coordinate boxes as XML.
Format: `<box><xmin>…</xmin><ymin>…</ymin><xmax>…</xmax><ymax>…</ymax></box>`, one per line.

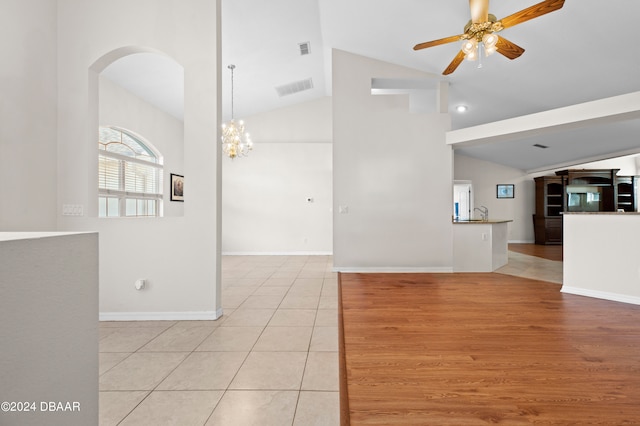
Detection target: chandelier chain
<box><xmin>228</xmin><ymin>64</ymin><xmax>235</xmax><ymax>120</ymax></box>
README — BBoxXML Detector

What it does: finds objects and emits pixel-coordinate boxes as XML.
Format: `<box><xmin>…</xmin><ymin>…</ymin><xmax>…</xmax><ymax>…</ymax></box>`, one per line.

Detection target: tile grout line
<box><xmin>290</xmin><ymin>256</ymin><xmax>320</xmax><ymax>426</ymax></box>
<box><xmin>206</xmin><ymin>256</ymin><xmax>306</xmax><ymax>424</ymax></box>
<box><xmin>100</xmin><ymin>255</ymin><xmax>337</xmax><ymax>425</ymax></box>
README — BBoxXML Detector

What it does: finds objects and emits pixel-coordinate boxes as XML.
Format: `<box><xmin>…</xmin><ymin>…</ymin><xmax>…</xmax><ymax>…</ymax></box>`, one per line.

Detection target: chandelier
<box><xmin>221</xmin><ymin>64</ymin><xmax>252</xmax><ymax>159</ymax></box>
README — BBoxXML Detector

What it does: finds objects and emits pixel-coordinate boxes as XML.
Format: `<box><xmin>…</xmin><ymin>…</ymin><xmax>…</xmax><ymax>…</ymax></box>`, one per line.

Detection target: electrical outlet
<box><xmin>62</xmin><ymin>204</ymin><xmax>84</xmax><ymax>216</ymax></box>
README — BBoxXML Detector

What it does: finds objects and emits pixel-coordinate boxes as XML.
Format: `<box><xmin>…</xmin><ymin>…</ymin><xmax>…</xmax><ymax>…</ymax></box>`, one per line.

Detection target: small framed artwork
<box><xmin>171</xmin><ymin>173</ymin><xmax>184</xmax><ymax>202</ymax></box>
<box><xmin>497</xmin><ymin>184</ymin><xmax>514</xmax><ymax>199</ymax></box>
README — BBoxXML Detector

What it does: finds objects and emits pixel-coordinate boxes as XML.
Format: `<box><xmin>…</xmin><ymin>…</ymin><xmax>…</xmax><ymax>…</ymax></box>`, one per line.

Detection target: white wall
<box><xmin>0</xmin><ymin>233</ymin><xmax>98</xmax><ymax>426</ymax></box>
<box><xmin>529</xmin><ymin>154</ymin><xmax>640</xmax><ymax>179</ymax></box>
<box><xmin>454</xmin><ymin>154</ymin><xmax>535</xmax><ymax>243</ymax></box>
<box><xmin>563</xmin><ymin>213</ymin><xmax>640</xmax><ymax>305</ymax></box>
<box><xmin>222</xmin><ymin>98</ymin><xmax>332</xmax><ymax>254</ymax></box>
<box><xmin>240</xmin><ymin>97</ymin><xmax>332</xmax><ymax>143</ymax></box>
<box><xmin>99</xmin><ymin>76</ymin><xmax>185</xmax><ymax>217</ymax></box>
<box><xmin>578</xmin><ymin>156</ymin><xmax>638</xmax><ymax>175</ymax></box>
<box><xmin>332</xmin><ymin>49</ymin><xmax>453</xmax><ymax>271</ymax></box>
<box><xmin>57</xmin><ymin>0</ymin><xmax>222</xmax><ymax>320</ymax></box>
<box><xmin>0</xmin><ymin>0</ymin><xmax>57</xmax><ymax>231</ymax></box>
<box><xmin>223</xmin><ymin>143</ymin><xmax>332</xmax><ymax>254</ymax></box>
<box><xmin>554</xmin><ymin>154</ymin><xmax>639</xmax><ymax>176</ymax></box>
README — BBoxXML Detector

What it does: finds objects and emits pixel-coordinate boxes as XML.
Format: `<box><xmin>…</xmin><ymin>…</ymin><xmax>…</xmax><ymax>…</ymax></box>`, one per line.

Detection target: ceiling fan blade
<box><xmin>413</xmin><ymin>34</ymin><xmax>464</xmax><ymax>51</ymax></box>
<box><xmin>443</xmin><ymin>51</ymin><xmax>466</xmax><ymax>75</ymax></box>
<box><xmin>495</xmin><ymin>36</ymin><xmax>525</xmax><ymax>60</ymax></box>
<box><xmin>499</xmin><ymin>0</ymin><xmax>565</xmax><ymax>29</ymax></box>
<box><xmin>469</xmin><ymin>0</ymin><xmax>490</xmax><ymax>24</ymax></box>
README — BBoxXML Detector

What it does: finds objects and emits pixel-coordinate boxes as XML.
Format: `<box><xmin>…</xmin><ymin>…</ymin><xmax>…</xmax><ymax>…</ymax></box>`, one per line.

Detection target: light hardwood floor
<box><xmin>508</xmin><ymin>243</ymin><xmax>563</xmax><ymax>261</ymax></box>
<box><xmin>339</xmin><ymin>247</ymin><xmax>640</xmax><ymax>425</ymax></box>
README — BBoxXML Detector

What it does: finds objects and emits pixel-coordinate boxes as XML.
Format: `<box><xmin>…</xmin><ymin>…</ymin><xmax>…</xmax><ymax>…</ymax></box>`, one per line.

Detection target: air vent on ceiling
<box><xmin>275</xmin><ymin>78</ymin><xmax>314</xmax><ymax>97</ymax></box>
<box><xmin>299</xmin><ymin>42</ymin><xmax>310</xmax><ymax>56</ymax></box>
<box><xmin>533</xmin><ymin>143</ymin><xmax>549</xmax><ymax>149</ymax></box>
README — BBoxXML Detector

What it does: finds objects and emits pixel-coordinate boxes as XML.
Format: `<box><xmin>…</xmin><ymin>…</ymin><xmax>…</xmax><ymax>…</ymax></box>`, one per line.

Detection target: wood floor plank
<box><xmin>339</xmin><ymin>272</ymin><xmax>640</xmax><ymax>425</ymax></box>
<box><xmin>509</xmin><ymin>243</ymin><xmax>563</xmax><ymax>261</ymax></box>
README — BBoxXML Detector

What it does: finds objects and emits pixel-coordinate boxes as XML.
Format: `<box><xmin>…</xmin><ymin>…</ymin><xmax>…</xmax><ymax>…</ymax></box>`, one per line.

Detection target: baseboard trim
<box><xmin>508</xmin><ymin>240</ymin><xmax>535</xmax><ymax>244</ymax></box>
<box><xmin>99</xmin><ymin>308</ymin><xmax>223</xmax><ymax>322</ymax></box>
<box><xmin>334</xmin><ymin>266</ymin><xmax>453</xmax><ymax>273</ymax></box>
<box><xmin>561</xmin><ymin>286</ymin><xmax>640</xmax><ymax>306</ymax></box>
<box><xmin>222</xmin><ymin>251</ymin><xmax>333</xmax><ymax>256</ymax></box>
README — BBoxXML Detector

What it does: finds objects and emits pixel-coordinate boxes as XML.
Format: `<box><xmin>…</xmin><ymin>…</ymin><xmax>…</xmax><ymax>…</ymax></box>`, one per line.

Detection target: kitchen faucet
<box><xmin>474</xmin><ymin>206</ymin><xmax>489</xmax><ymax>221</ymax></box>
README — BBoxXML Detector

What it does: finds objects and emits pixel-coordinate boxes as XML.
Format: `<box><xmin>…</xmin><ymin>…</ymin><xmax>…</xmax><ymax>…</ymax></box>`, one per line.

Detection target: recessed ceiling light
<box><xmin>456</xmin><ymin>105</ymin><xmax>468</xmax><ymax>113</ymax></box>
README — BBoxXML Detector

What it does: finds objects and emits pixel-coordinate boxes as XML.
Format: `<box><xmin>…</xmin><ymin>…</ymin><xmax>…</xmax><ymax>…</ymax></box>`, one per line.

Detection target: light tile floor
<box><xmin>99</xmin><ymin>251</ymin><xmax>560</xmax><ymax>425</ymax></box>
<box><xmin>496</xmin><ymin>250</ymin><xmax>563</xmax><ymax>284</ymax></box>
<box><xmin>99</xmin><ymin>255</ymin><xmax>339</xmax><ymax>426</ymax></box>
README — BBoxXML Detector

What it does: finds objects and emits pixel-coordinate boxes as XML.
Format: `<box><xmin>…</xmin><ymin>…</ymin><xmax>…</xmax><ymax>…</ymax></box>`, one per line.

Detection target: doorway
<box><xmin>453</xmin><ymin>180</ymin><xmax>473</xmax><ymax>220</ymax></box>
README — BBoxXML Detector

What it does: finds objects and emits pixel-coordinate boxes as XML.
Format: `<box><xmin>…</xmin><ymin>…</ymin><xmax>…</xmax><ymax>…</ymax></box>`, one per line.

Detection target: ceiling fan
<box><xmin>413</xmin><ymin>0</ymin><xmax>565</xmax><ymax>75</ymax></box>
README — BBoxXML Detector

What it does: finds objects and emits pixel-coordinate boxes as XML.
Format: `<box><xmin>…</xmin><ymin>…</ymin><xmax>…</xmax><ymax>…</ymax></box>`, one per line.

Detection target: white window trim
<box><xmin>98</xmin><ymin>127</ymin><xmax>164</xmax><ymax>218</ymax></box>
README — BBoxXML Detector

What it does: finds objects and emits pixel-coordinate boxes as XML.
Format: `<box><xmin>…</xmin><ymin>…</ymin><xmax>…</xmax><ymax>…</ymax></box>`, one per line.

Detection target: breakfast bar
<box><xmin>452</xmin><ymin>219</ymin><xmax>512</xmax><ymax>272</ymax></box>
<box><xmin>562</xmin><ymin>212</ymin><xmax>640</xmax><ymax>305</ymax></box>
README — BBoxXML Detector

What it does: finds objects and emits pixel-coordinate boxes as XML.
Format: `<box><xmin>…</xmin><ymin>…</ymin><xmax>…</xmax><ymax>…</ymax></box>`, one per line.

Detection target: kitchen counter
<box><xmin>452</xmin><ymin>219</ymin><xmax>512</xmax><ymax>272</ymax></box>
<box><xmin>453</xmin><ymin>219</ymin><xmax>513</xmax><ymax>224</ymax></box>
<box><xmin>562</xmin><ymin>211</ymin><xmax>640</xmax><ymax>215</ymax></box>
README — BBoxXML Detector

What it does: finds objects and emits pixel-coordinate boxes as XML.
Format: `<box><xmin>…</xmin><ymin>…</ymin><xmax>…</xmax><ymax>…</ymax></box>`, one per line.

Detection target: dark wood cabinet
<box><xmin>616</xmin><ymin>176</ymin><xmax>637</xmax><ymax>212</ymax></box>
<box><xmin>557</xmin><ymin>169</ymin><xmax>617</xmax><ymax>213</ymax></box>
<box><xmin>533</xmin><ymin>169</ymin><xmax>637</xmax><ymax>245</ymax></box>
<box><xmin>533</xmin><ymin>176</ymin><xmax>564</xmax><ymax>245</ymax></box>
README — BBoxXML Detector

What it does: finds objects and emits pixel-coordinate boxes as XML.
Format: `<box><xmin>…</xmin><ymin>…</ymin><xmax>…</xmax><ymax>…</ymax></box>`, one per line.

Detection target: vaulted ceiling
<box><xmin>222</xmin><ymin>0</ymin><xmax>640</xmax><ymax>172</ymax></box>
<box><xmin>105</xmin><ymin>1</ymin><xmax>640</xmax><ymax>172</ymax></box>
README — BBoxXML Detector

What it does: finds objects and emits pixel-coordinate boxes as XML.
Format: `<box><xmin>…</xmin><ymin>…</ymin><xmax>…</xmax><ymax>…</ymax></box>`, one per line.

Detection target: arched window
<box><xmin>98</xmin><ymin>126</ymin><xmax>163</xmax><ymax>217</ymax></box>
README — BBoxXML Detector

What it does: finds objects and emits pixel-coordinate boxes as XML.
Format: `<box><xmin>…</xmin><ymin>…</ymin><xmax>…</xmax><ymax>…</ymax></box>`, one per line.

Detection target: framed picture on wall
<box><xmin>171</xmin><ymin>173</ymin><xmax>184</xmax><ymax>202</ymax></box>
<box><xmin>497</xmin><ymin>184</ymin><xmax>514</xmax><ymax>199</ymax></box>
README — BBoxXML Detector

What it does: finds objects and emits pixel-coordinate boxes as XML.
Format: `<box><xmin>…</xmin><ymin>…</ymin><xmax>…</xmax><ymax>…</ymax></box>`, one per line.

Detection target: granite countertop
<box><xmin>563</xmin><ymin>212</ymin><xmax>640</xmax><ymax>215</ymax></box>
<box><xmin>452</xmin><ymin>219</ymin><xmax>513</xmax><ymax>224</ymax></box>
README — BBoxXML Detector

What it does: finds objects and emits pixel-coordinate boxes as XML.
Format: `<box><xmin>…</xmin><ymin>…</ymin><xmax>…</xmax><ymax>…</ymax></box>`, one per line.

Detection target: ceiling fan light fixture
<box><xmin>483</xmin><ymin>33</ymin><xmax>498</xmax><ymax>48</ymax></box>
<box><xmin>414</xmin><ymin>0</ymin><xmax>566</xmax><ymax>75</ymax></box>
<box><xmin>482</xmin><ymin>33</ymin><xmax>498</xmax><ymax>56</ymax></box>
<box><xmin>484</xmin><ymin>46</ymin><xmax>497</xmax><ymax>56</ymax></box>
<box><xmin>462</xmin><ymin>39</ymin><xmax>479</xmax><ymax>61</ymax></box>
<box><xmin>461</xmin><ymin>39</ymin><xmax>477</xmax><ymax>55</ymax></box>
<box><xmin>466</xmin><ymin>48</ymin><xmax>479</xmax><ymax>61</ymax></box>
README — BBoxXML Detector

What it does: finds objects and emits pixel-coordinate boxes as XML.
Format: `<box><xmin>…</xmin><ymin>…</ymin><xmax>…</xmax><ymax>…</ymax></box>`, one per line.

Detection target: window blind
<box><xmin>98</xmin><ymin>126</ymin><xmax>164</xmax><ymax>217</ymax></box>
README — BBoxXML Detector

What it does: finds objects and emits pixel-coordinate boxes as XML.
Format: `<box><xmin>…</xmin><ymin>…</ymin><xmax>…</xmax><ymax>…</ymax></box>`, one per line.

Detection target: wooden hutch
<box><xmin>533</xmin><ymin>169</ymin><xmax>638</xmax><ymax>244</ymax></box>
